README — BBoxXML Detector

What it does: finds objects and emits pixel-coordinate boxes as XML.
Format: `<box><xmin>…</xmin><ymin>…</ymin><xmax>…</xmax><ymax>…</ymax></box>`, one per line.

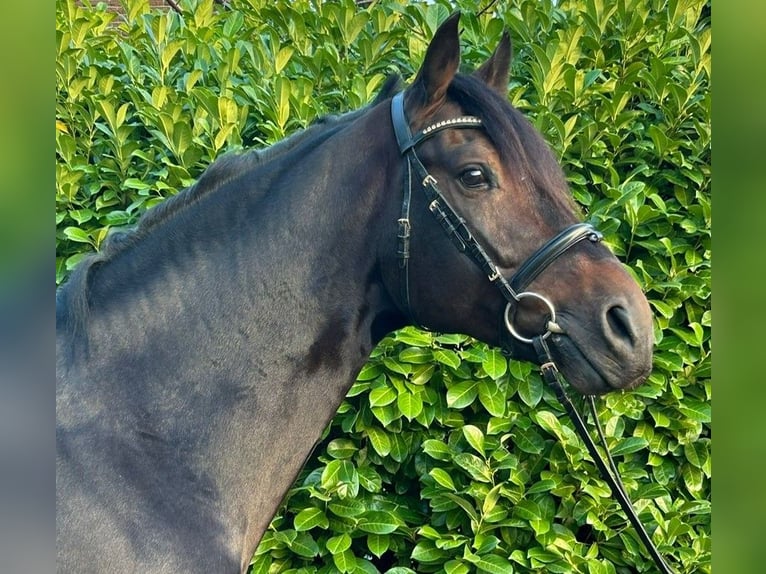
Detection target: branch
<box><xmin>165</xmin><ymin>0</ymin><xmax>228</xmax><ymax>13</ymax></box>
<box><xmin>476</xmin><ymin>0</ymin><xmax>499</xmax><ymax>19</ymax></box>
<box><xmin>165</xmin><ymin>0</ymin><xmax>183</xmax><ymax>14</ymax></box>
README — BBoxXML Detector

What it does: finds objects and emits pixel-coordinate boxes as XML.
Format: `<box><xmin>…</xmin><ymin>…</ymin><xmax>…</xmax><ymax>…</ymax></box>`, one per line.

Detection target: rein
<box><xmin>390</xmin><ymin>92</ymin><xmax>674</xmax><ymax>573</ymax></box>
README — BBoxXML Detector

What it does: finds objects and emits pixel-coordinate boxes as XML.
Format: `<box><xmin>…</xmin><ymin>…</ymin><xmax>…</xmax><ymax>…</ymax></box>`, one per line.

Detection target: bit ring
<box><xmin>503</xmin><ymin>291</ymin><xmax>559</xmax><ymax>344</ymax></box>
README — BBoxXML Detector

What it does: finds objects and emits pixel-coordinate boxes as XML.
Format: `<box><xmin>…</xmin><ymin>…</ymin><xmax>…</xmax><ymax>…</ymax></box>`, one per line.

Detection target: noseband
<box><xmin>389</xmin><ymin>92</ymin><xmax>674</xmax><ymax>573</ymax></box>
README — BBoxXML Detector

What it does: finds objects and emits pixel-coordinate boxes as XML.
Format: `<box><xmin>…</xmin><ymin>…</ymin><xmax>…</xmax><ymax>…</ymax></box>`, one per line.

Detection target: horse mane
<box><xmin>57</xmin><ymin>74</ymin><xmax>404</xmax><ymax>334</ymax></box>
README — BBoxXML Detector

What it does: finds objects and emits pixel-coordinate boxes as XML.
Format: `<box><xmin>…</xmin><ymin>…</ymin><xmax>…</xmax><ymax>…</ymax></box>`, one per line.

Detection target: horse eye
<box><xmin>459</xmin><ymin>167</ymin><xmax>488</xmax><ymax>189</ymax></box>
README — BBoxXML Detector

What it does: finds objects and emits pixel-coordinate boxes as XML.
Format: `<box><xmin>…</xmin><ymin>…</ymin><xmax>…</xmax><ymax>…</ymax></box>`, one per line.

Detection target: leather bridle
<box><xmin>390</xmin><ymin>92</ymin><xmax>674</xmax><ymax>573</ymax></box>
<box><xmin>391</xmin><ymin>93</ymin><xmax>602</xmax><ymax>339</ymax></box>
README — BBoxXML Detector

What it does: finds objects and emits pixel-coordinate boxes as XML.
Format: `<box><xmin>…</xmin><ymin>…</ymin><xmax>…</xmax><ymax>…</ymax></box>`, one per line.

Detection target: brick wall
<box><xmin>100</xmin><ymin>0</ymin><xmax>232</xmax><ymax>11</ymax></box>
<box><xmin>101</xmin><ymin>0</ymin><xmax>169</xmax><ymax>10</ymax></box>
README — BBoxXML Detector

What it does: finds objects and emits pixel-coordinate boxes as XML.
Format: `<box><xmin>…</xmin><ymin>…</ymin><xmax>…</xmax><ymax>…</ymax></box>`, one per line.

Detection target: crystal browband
<box><xmin>420</xmin><ymin>116</ymin><xmax>483</xmax><ymax>136</ymax></box>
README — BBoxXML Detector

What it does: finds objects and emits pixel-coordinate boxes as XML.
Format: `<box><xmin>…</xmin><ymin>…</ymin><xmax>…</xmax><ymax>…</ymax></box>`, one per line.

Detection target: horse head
<box><xmin>382</xmin><ymin>13</ymin><xmax>653</xmax><ymax>395</ymax></box>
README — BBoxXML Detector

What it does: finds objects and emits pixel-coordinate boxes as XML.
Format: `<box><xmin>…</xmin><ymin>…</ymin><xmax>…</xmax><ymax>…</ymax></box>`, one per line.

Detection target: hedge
<box><xmin>55</xmin><ymin>0</ymin><xmax>711</xmax><ymax>572</ymax></box>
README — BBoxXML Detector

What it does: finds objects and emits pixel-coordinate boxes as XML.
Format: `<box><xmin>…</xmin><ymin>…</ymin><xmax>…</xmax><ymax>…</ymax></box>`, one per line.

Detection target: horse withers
<box><xmin>56</xmin><ymin>13</ymin><xmax>653</xmax><ymax>573</ymax></box>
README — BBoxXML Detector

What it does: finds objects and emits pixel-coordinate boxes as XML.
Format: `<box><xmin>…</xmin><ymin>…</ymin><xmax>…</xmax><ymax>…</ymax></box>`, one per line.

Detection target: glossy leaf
<box><xmin>293</xmin><ymin>507</ymin><xmax>328</xmax><ymax>531</ymax></box>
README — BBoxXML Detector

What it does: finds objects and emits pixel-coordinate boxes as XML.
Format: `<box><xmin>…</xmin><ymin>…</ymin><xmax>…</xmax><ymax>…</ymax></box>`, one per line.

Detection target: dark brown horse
<box><xmin>56</xmin><ymin>14</ymin><xmax>653</xmax><ymax>573</ymax></box>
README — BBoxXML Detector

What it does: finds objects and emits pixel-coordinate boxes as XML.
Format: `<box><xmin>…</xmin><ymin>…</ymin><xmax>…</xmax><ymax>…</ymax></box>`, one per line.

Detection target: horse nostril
<box><xmin>606</xmin><ymin>305</ymin><xmax>635</xmax><ymax>346</ymax></box>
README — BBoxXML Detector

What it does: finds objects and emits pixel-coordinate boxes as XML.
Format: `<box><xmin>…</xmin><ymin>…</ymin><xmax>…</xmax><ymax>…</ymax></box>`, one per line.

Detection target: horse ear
<box><xmin>474</xmin><ymin>31</ymin><xmax>512</xmax><ymax>96</ymax></box>
<box><xmin>407</xmin><ymin>12</ymin><xmax>462</xmax><ymax>115</ymax></box>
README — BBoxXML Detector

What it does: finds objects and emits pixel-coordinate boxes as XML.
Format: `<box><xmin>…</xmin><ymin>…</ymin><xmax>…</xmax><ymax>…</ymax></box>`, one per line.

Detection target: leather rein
<box><xmin>390</xmin><ymin>92</ymin><xmax>674</xmax><ymax>573</ymax></box>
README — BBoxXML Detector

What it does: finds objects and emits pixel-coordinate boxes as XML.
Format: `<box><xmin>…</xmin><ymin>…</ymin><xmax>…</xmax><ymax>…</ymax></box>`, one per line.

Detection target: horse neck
<box><xmin>65</xmin><ymin>101</ymin><xmax>404</xmax><ymax>560</ymax></box>
<box><xmin>79</xmin><ymin>102</ymin><xmax>400</xmax><ymax>363</ymax></box>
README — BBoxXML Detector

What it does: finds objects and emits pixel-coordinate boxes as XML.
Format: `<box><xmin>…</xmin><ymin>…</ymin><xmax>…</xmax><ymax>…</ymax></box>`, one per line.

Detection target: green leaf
<box><xmin>462</xmin><ymin>425</ymin><xmax>485</xmax><ymax>456</ymax></box>
<box><xmin>371</xmin><ymin>404</ymin><xmax>398</xmax><ymax>426</ymax></box>
<box><xmin>62</xmin><ymin>226</ymin><xmax>93</xmax><ymax>245</ymax></box>
<box><xmin>533</xmin><ymin>411</ymin><xmax>567</xmax><ymax>442</ymax></box>
<box><xmin>482</xmin><ymin>483</ymin><xmax>504</xmax><ymax>516</ymax></box>
<box><xmin>683</xmin><ymin>464</ymin><xmax>704</xmax><ymax>494</ymax></box>
<box><xmin>328</xmin><ymin>499</ymin><xmax>365</xmax><ymax>518</ymax></box>
<box><xmin>332</xmin><ymin>547</ymin><xmax>356</xmax><ymax>573</ymax></box>
<box><xmin>273</xmin><ymin>528</ymin><xmax>297</xmax><ymax>546</ymax></box>
<box><xmin>274</xmin><ymin>45</ymin><xmax>294</xmax><ymax>74</ymax></box>
<box><xmin>435</xmin><ymin>333</ymin><xmax>468</xmax><ymax>345</ymax></box>
<box><xmin>482</xmin><ymin>348</ymin><xmax>507</xmax><ymax>380</ymax></box>
<box><xmin>67</xmin><ymin>209</ymin><xmax>94</xmax><ymax>225</ymax></box>
<box><xmin>410</xmin><ymin>363</ymin><xmax>436</xmax><ymax>385</ymax></box>
<box><xmin>326</xmin><ymin>533</ymin><xmax>352</xmax><ymax>554</ymax></box>
<box><xmin>422</xmin><ymin>439</ymin><xmax>452</xmax><ymax>461</ymax></box>
<box><xmin>513</xmin><ymin>426</ymin><xmax>546</xmax><ymax>455</ymax></box>
<box><xmin>383</xmin><ymin>357</ymin><xmax>411</xmax><ymax>376</ymax></box>
<box><xmin>678</xmin><ymin>400</ymin><xmax>711</xmax><ymax>423</ymax></box>
<box><xmin>397</xmin><ymin>391</ymin><xmax>423</xmax><ymax>421</ymax></box>
<box><xmin>610</xmin><ymin>436</ymin><xmax>648</xmax><ymax>456</ymax></box>
<box><xmin>429</xmin><ymin>467</ymin><xmax>457</xmax><ymax>491</ymax></box>
<box><xmin>357</xmin><ymin>363</ymin><xmax>383</xmax><ymax>381</ymax></box>
<box><xmin>510</xmin><ymin>360</ymin><xmax>532</xmax><ymax>379</ymax></box>
<box><xmin>357</xmin><ymin>466</ymin><xmax>382</xmax><ymax>493</ymax></box>
<box><xmin>294</xmin><ymin>507</ymin><xmax>328</xmax><ymax>531</ymax></box>
<box><xmin>434</xmin><ymin>348</ymin><xmax>461</xmax><ymax>369</ymax></box>
<box><xmin>248</xmin><ymin>554</ymin><xmax>270</xmax><ymax>574</ymax></box>
<box><xmin>478</xmin><ymin>381</ymin><xmax>506</xmax><ymax>417</ymax></box>
<box><xmin>399</xmin><ymin>347</ymin><xmax>434</xmax><ymax>364</ymax></box>
<box><xmin>358</xmin><ymin>511</ymin><xmax>399</xmax><ymax>534</ymax></box>
<box><xmin>684</xmin><ymin>441</ymin><xmax>709</xmax><ymax>469</ymax></box>
<box><xmin>517</xmin><ymin>375</ymin><xmax>543</xmax><ymax>408</ymax></box>
<box><xmin>447</xmin><ymin>381</ymin><xmax>478</xmax><ymax>409</ymax></box>
<box><xmin>487</xmin><ymin>417</ymin><xmax>512</xmax><ymax>435</ymax></box>
<box><xmin>442</xmin><ymin>492</ymin><xmax>479</xmax><ymax>524</ymax></box>
<box><xmin>586</xmin><ymin>559</ymin><xmax>613</xmax><ymax>574</ymax></box>
<box><xmin>122</xmin><ymin>178</ymin><xmax>152</xmax><ymax>191</ymax></box>
<box><xmin>527</xmin><ymin>479</ymin><xmax>556</xmax><ymax>495</ymax></box>
<box><xmin>367</xmin><ymin>533</ymin><xmax>390</xmax><ymax>558</ymax></box>
<box><xmin>327</xmin><ymin>438</ymin><xmax>358</xmax><ymax>459</ymax></box>
<box><xmin>395</xmin><ymin>328</ymin><xmax>433</xmax><ymax>346</ymax></box>
<box><xmin>474</xmin><ymin>553</ymin><xmax>514</xmax><ymax>574</ymax></box>
<box><xmin>274</xmin><ymin>76</ymin><xmax>291</xmax><ymax>129</ymax></box>
<box><xmin>321</xmin><ymin>459</ymin><xmax>357</xmax><ymax>494</ymax></box>
<box><xmin>512</xmin><ymin>499</ymin><xmax>541</xmax><ymax>522</ymax></box>
<box><xmin>648</xmin><ymin>406</ymin><xmax>671</xmax><ymax>427</ymax></box>
<box><xmin>369</xmin><ymin>384</ymin><xmax>396</xmax><ymax>407</ymax></box>
<box><xmin>411</xmin><ymin>540</ymin><xmax>447</xmax><ymax>564</ymax></box>
<box><xmin>366</xmin><ymin>427</ymin><xmax>391</xmax><ymax>457</ymax></box>
<box><xmin>453</xmin><ymin>453</ymin><xmax>492</xmax><ymax>483</ymax></box>
<box><xmin>290</xmin><ymin>532</ymin><xmax>320</xmax><ymax>558</ymax></box>
<box><xmin>445</xmin><ymin>560</ymin><xmax>470</xmax><ymax>574</ymax></box>
<box><xmin>389</xmin><ymin>432</ymin><xmax>410</xmax><ymax>463</ymax></box>
<box><xmin>650</xmin><ymin>300</ymin><xmax>676</xmax><ymax>319</ymax></box>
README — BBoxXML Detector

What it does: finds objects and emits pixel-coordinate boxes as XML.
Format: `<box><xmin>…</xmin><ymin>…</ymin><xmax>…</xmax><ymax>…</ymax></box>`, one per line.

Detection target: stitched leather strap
<box><xmin>533</xmin><ymin>337</ymin><xmax>675</xmax><ymax>574</ymax></box>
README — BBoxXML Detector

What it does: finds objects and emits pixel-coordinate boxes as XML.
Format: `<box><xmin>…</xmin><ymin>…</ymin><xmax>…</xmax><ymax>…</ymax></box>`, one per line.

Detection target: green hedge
<box><xmin>55</xmin><ymin>0</ymin><xmax>711</xmax><ymax>572</ymax></box>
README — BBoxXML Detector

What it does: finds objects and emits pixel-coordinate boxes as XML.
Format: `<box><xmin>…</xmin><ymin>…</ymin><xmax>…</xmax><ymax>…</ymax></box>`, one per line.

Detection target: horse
<box><xmin>56</xmin><ymin>13</ymin><xmax>654</xmax><ymax>573</ymax></box>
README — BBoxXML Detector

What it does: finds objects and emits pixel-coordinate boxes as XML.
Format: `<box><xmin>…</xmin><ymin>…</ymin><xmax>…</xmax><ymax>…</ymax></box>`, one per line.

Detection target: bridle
<box><xmin>390</xmin><ymin>92</ymin><xmax>674</xmax><ymax>573</ymax></box>
<box><xmin>391</xmin><ymin>93</ymin><xmax>601</xmax><ymax>338</ymax></box>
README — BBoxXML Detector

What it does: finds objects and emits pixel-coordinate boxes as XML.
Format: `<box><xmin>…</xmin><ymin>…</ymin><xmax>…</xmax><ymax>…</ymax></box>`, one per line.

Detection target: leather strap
<box><xmin>511</xmin><ymin>223</ymin><xmax>602</xmax><ymax>292</ymax></box>
<box><xmin>533</xmin><ymin>337</ymin><xmax>675</xmax><ymax>574</ymax></box>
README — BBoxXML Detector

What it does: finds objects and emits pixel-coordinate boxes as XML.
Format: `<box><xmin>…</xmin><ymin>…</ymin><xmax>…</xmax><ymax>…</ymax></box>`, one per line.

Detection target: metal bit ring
<box><xmin>503</xmin><ymin>292</ymin><xmax>559</xmax><ymax>344</ymax></box>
